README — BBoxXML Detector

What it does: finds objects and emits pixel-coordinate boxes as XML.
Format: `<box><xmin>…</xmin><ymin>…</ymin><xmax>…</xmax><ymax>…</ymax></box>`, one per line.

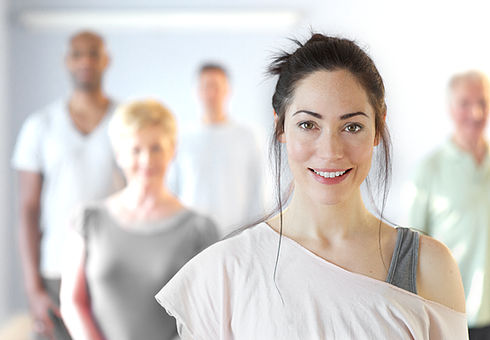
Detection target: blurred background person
<box><xmin>60</xmin><ymin>99</ymin><xmax>219</xmax><ymax>340</ymax></box>
<box><xmin>10</xmin><ymin>30</ymin><xmax>123</xmax><ymax>340</ymax></box>
<box><xmin>167</xmin><ymin>63</ymin><xmax>267</xmax><ymax>236</ymax></box>
<box><xmin>407</xmin><ymin>70</ymin><xmax>490</xmax><ymax>340</ymax></box>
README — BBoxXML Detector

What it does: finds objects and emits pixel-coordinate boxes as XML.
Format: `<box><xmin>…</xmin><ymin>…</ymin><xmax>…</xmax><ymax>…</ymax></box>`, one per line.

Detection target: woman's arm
<box><xmin>60</xmin><ymin>231</ymin><xmax>106</xmax><ymax>340</ymax></box>
<box><xmin>416</xmin><ymin>234</ymin><xmax>466</xmax><ymax>313</ymax></box>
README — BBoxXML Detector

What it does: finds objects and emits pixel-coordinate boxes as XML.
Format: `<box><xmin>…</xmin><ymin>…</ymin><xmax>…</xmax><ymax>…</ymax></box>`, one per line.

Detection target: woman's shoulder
<box><xmin>174</xmin><ymin>209</ymin><xmax>221</xmax><ymax>250</ymax></box>
<box><xmin>182</xmin><ymin>209</ymin><xmax>218</xmax><ymax>231</ymax></box>
<box><xmin>69</xmin><ymin>201</ymin><xmax>107</xmax><ymax>235</ymax></box>
<box><xmin>417</xmin><ymin>234</ymin><xmax>466</xmax><ymax>313</ymax></box>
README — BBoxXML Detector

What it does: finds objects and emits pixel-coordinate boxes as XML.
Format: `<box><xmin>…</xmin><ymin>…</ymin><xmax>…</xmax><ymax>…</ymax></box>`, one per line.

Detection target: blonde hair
<box><xmin>108</xmin><ymin>99</ymin><xmax>177</xmax><ymax>148</ymax></box>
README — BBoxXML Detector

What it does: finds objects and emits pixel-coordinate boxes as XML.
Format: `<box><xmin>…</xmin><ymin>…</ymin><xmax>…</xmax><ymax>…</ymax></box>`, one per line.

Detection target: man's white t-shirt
<box><xmin>11</xmin><ymin>99</ymin><xmax>124</xmax><ymax>278</ymax></box>
<box><xmin>167</xmin><ymin>121</ymin><xmax>268</xmax><ymax>236</ymax></box>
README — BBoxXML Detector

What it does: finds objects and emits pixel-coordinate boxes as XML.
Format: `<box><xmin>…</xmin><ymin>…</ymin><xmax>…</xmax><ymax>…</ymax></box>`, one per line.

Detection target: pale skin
<box><xmin>60</xmin><ymin>124</ymin><xmax>183</xmax><ymax>340</ymax></box>
<box><xmin>198</xmin><ymin>69</ymin><xmax>230</xmax><ymax>125</ymax></box>
<box><xmin>449</xmin><ymin>76</ymin><xmax>489</xmax><ymax>164</ymax></box>
<box><xmin>17</xmin><ymin>31</ymin><xmax>111</xmax><ymax>339</ymax></box>
<box><xmin>267</xmin><ymin>69</ymin><xmax>465</xmax><ymax>313</ymax></box>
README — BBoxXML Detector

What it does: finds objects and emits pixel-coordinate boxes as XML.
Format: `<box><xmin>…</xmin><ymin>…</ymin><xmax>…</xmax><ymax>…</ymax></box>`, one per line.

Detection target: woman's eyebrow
<box><xmin>292</xmin><ymin>110</ymin><xmax>322</xmax><ymax>118</ymax></box>
<box><xmin>292</xmin><ymin>110</ymin><xmax>368</xmax><ymax>120</ymax></box>
<box><xmin>340</xmin><ymin>112</ymin><xmax>368</xmax><ymax>120</ymax></box>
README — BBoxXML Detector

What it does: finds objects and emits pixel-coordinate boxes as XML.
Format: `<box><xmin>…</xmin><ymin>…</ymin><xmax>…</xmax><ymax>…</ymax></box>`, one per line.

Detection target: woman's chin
<box><xmin>129</xmin><ymin>176</ymin><xmax>163</xmax><ymax>187</ymax></box>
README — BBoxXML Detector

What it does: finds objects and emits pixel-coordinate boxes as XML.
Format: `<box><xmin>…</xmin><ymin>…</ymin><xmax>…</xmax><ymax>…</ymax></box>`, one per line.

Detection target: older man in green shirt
<box><xmin>408</xmin><ymin>70</ymin><xmax>490</xmax><ymax>340</ymax></box>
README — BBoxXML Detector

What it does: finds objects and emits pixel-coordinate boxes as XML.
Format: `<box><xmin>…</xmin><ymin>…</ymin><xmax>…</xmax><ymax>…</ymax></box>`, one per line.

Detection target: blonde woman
<box><xmin>60</xmin><ymin>100</ymin><xmax>219</xmax><ymax>340</ymax></box>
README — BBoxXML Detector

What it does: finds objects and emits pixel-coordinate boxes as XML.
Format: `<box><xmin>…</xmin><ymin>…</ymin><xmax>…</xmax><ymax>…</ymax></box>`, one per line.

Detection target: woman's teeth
<box><xmin>313</xmin><ymin>169</ymin><xmax>347</xmax><ymax>178</ymax></box>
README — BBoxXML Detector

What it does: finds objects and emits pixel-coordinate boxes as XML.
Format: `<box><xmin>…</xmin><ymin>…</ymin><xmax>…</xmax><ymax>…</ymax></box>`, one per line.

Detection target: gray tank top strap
<box><xmin>385</xmin><ymin>227</ymin><xmax>420</xmax><ymax>294</ymax></box>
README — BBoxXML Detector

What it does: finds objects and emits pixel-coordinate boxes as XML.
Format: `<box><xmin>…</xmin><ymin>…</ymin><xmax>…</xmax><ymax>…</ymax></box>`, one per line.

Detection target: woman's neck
<box><xmin>109</xmin><ymin>181</ymin><xmax>182</xmax><ymax>222</ymax></box>
<box><xmin>124</xmin><ymin>182</ymin><xmax>166</xmax><ymax>209</ymax></box>
<box><xmin>273</xmin><ymin>189</ymin><xmax>378</xmax><ymax>243</ymax></box>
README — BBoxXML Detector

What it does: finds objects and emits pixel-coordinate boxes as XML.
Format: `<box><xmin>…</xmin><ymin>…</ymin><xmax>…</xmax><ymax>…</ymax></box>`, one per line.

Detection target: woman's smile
<box><xmin>309</xmin><ymin>167</ymin><xmax>352</xmax><ymax>185</ymax></box>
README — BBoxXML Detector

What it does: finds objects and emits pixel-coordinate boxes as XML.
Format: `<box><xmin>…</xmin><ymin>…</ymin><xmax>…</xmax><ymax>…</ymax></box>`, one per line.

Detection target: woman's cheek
<box><xmin>345</xmin><ymin>132</ymin><xmax>375</xmax><ymax>157</ymax></box>
<box><xmin>286</xmin><ymin>137</ymin><xmax>312</xmax><ymax>163</ymax></box>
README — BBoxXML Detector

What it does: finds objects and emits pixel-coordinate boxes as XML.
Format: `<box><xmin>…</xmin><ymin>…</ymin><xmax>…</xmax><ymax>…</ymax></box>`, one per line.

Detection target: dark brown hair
<box><xmin>267</xmin><ymin>33</ymin><xmax>392</xmax><ymax>281</ymax></box>
<box><xmin>269</xmin><ymin>33</ymin><xmax>391</xmax><ymax>216</ymax></box>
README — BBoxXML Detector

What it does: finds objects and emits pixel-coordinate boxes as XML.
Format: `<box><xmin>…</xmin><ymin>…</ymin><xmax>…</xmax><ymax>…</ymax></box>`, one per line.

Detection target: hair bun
<box><xmin>305</xmin><ymin>33</ymin><xmax>328</xmax><ymax>44</ymax></box>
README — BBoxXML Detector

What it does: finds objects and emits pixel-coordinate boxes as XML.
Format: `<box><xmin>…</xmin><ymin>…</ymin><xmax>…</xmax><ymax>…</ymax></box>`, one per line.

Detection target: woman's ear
<box><xmin>274</xmin><ymin>110</ymin><xmax>286</xmax><ymax>143</ymax></box>
<box><xmin>278</xmin><ymin>132</ymin><xmax>286</xmax><ymax>143</ymax></box>
<box><xmin>374</xmin><ymin>110</ymin><xmax>387</xmax><ymax>146</ymax></box>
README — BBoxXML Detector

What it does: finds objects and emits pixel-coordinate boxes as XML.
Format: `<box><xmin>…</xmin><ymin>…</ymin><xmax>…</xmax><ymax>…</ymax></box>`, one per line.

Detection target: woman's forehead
<box><xmin>288</xmin><ymin>70</ymin><xmax>374</xmax><ymax>118</ymax></box>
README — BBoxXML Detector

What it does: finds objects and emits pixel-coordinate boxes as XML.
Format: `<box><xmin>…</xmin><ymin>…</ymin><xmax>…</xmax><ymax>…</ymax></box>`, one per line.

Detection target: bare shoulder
<box><xmin>417</xmin><ymin>234</ymin><xmax>465</xmax><ymax>313</ymax></box>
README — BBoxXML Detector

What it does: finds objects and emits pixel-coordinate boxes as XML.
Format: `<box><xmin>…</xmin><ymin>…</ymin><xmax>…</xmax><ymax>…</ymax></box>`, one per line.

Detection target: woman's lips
<box><xmin>309</xmin><ymin>168</ymin><xmax>352</xmax><ymax>184</ymax></box>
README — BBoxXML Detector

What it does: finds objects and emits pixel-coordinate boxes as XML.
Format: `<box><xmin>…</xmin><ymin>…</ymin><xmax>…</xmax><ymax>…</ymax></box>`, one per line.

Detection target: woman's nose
<box><xmin>138</xmin><ymin>150</ymin><xmax>152</xmax><ymax>165</ymax></box>
<box><xmin>317</xmin><ymin>131</ymin><xmax>343</xmax><ymax>160</ymax></box>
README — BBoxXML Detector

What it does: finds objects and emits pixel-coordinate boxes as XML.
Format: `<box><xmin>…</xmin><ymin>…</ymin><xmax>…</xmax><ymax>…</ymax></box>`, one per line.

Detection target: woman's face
<box><xmin>116</xmin><ymin>124</ymin><xmax>174</xmax><ymax>187</ymax></box>
<box><xmin>280</xmin><ymin>69</ymin><xmax>378</xmax><ymax>206</ymax></box>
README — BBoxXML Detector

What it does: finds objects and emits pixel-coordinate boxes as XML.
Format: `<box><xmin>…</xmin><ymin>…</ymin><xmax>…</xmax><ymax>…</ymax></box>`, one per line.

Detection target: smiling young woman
<box><xmin>155</xmin><ymin>34</ymin><xmax>468</xmax><ymax>339</ymax></box>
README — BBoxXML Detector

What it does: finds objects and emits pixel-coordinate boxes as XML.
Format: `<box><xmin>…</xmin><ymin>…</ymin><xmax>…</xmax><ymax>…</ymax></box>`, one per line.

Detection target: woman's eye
<box><xmin>151</xmin><ymin>144</ymin><xmax>162</xmax><ymax>153</ymax></box>
<box><xmin>299</xmin><ymin>121</ymin><xmax>315</xmax><ymax>130</ymax></box>
<box><xmin>344</xmin><ymin>124</ymin><xmax>362</xmax><ymax>133</ymax></box>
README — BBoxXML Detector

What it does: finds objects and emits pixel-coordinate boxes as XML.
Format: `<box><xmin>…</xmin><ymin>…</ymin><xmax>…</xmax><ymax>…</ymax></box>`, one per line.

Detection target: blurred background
<box><xmin>2</xmin><ymin>0</ymin><xmax>490</xmax><ymax>328</ymax></box>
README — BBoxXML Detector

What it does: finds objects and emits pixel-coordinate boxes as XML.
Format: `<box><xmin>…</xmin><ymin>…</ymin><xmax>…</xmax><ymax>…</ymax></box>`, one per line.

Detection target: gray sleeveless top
<box><xmin>385</xmin><ymin>227</ymin><xmax>420</xmax><ymax>294</ymax></box>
